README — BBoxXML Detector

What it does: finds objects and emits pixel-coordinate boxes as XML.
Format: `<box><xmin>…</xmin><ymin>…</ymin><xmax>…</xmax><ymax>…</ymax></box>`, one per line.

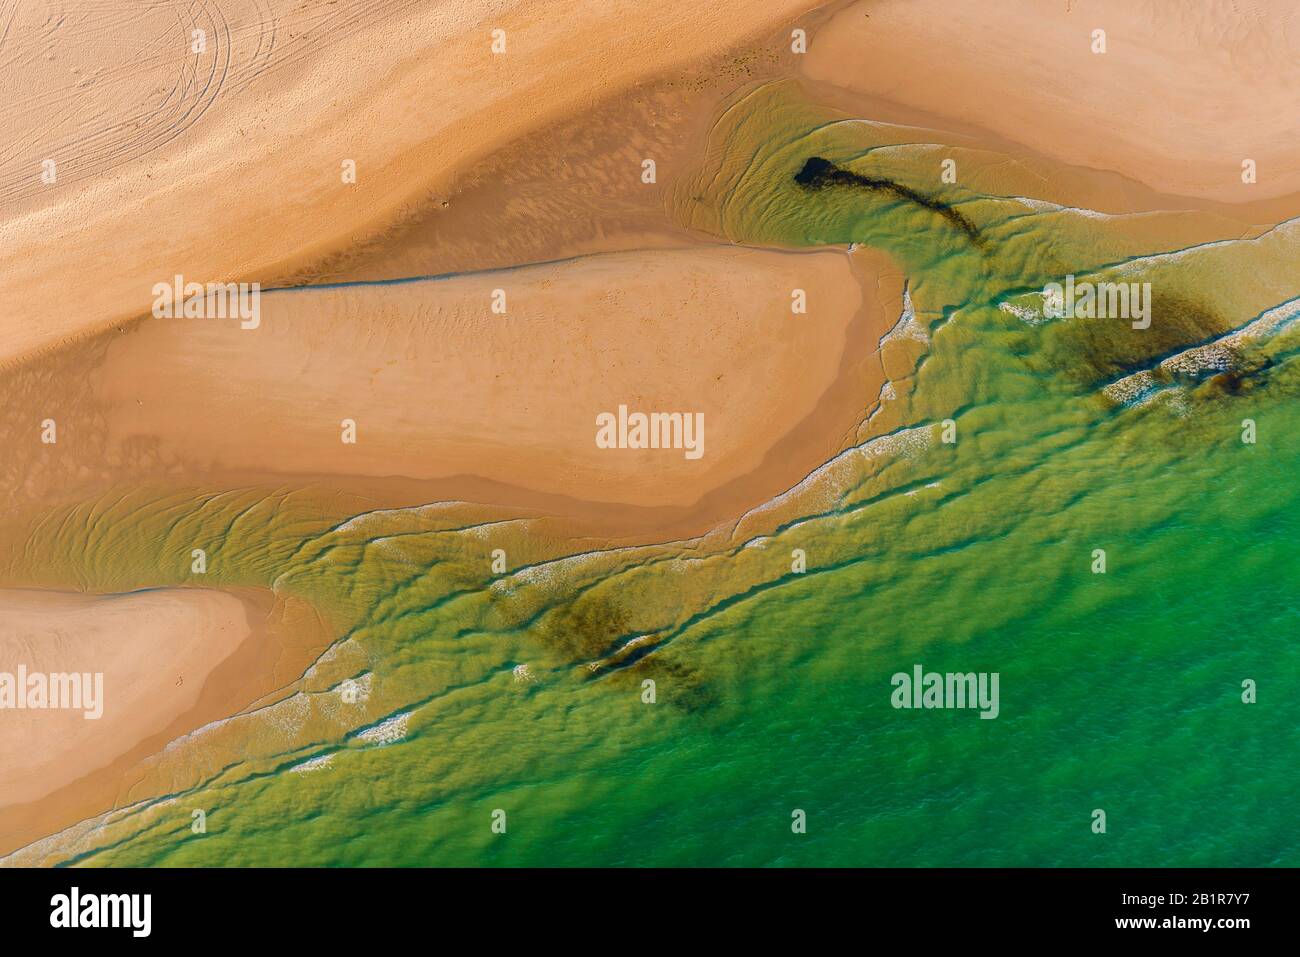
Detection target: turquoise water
<box><xmin>8</xmin><ymin>79</ymin><xmax>1300</xmax><ymax>867</ymax></box>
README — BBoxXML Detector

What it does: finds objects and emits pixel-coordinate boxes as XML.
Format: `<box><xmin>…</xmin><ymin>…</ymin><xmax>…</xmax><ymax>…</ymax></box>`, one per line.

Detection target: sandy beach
<box><xmin>0</xmin><ymin>0</ymin><xmax>824</xmax><ymax>366</ymax></box>
<box><xmin>0</xmin><ymin>586</ymin><xmax>332</xmax><ymax>856</ymax></box>
<box><xmin>2</xmin><ymin>244</ymin><xmax>895</xmax><ymax>538</ymax></box>
<box><xmin>801</xmin><ymin>0</ymin><xmax>1300</xmax><ymax>216</ymax></box>
<box><xmin>2</xmin><ymin>0</ymin><xmax>1294</xmax><ymax>869</ymax></box>
<box><xmin>0</xmin><ymin>588</ymin><xmax>254</xmax><ymax>808</ymax></box>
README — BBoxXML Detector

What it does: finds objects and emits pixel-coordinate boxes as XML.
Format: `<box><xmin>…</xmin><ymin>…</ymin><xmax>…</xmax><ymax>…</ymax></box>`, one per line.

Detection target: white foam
<box><xmin>330</xmin><ymin>672</ymin><xmax>371</xmax><ymax>706</ymax></box>
<box><xmin>507</xmin><ymin>541</ymin><xmax>666</xmax><ymax>589</ymax></box>
<box><xmin>357</xmin><ymin>712</ymin><xmax>409</xmax><ymax>746</ymax></box>
<box><xmin>289</xmin><ymin>754</ymin><xmax>334</xmax><ymax>774</ymax></box>
<box><xmin>1109</xmin><ymin>218</ymin><xmax>1300</xmax><ymax>279</ymax></box>
<box><xmin>1103</xmin><ymin>295</ymin><xmax>1300</xmax><ymax>405</ymax></box>
<box><xmin>880</xmin><ymin>286</ymin><xmax>927</xmax><ymax>347</ymax></box>
<box><xmin>1007</xmin><ymin>196</ymin><xmax>1149</xmax><ymax>220</ymax></box>
<box><xmin>999</xmin><ymin>300</ymin><xmax>1044</xmax><ymax>325</ymax></box>
<box><xmin>734</xmin><ymin>424</ymin><xmax>933</xmax><ymax>530</ymax></box>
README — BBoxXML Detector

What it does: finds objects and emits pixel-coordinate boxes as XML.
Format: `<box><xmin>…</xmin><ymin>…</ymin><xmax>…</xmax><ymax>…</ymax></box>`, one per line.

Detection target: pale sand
<box><xmin>0</xmin><ymin>588</ymin><xmax>249</xmax><ymax>809</ymax></box>
<box><xmin>0</xmin><ymin>586</ymin><xmax>332</xmax><ymax>856</ymax></box>
<box><xmin>802</xmin><ymin>0</ymin><xmax>1300</xmax><ymax>211</ymax></box>
<box><xmin>73</xmin><ymin>244</ymin><xmax>891</xmax><ymax>534</ymax></box>
<box><xmin>0</xmin><ymin>0</ymin><xmax>825</xmax><ymax>365</ymax></box>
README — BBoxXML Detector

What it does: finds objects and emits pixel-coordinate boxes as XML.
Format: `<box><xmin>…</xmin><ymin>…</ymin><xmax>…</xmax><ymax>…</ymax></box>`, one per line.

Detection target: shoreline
<box><xmin>0</xmin><ymin>586</ymin><xmax>335</xmax><ymax>858</ymax></box>
<box><xmin>0</xmin><ymin>0</ymin><xmax>834</xmax><ymax>368</ymax></box>
<box><xmin>3</xmin><ymin>243</ymin><xmax>900</xmax><ymax>543</ymax></box>
<box><xmin>799</xmin><ymin>0</ymin><xmax>1300</xmax><ymax>222</ymax></box>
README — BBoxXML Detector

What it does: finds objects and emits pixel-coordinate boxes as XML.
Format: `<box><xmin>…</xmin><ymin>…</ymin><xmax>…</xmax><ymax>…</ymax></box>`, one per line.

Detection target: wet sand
<box><xmin>6</xmin><ymin>244</ymin><xmax>897</xmax><ymax>539</ymax></box>
<box><xmin>802</xmin><ymin>0</ymin><xmax>1300</xmax><ymax>217</ymax></box>
<box><xmin>0</xmin><ymin>586</ymin><xmax>332</xmax><ymax>857</ymax></box>
<box><xmin>0</xmin><ymin>0</ymin><xmax>826</xmax><ymax>365</ymax></box>
<box><xmin>4</xmin><ymin>0</ymin><xmax>1293</xmax><ymax>864</ymax></box>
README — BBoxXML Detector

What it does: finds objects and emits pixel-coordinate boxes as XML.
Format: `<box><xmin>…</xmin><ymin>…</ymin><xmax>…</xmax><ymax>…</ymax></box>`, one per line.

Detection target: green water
<box><xmin>11</xmin><ymin>81</ymin><xmax>1300</xmax><ymax>867</ymax></box>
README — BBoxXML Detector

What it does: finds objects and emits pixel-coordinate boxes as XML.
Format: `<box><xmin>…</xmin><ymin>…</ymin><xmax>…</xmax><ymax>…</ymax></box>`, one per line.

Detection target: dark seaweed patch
<box><xmin>613</xmin><ymin>657</ymin><xmax>719</xmax><ymax>715</ymax></box>
<box><xmin>1203</xmin><ymin>354</ymin><xmax>1272</xmax><ymax>398</ymax></box>
<box><xmin>793</xmin><ymin>156</ymin><xmax>983</xmax><ymax>246</ymax></box>
<box><xmin>1046</xmin><ymin>290</ymin><xmax>1229</xmax><ymax>388</ymax></box>
<box><xmin>536</xmin><ymin>588</ymin><xmax>634</xmax><ymax>662</ymax></box>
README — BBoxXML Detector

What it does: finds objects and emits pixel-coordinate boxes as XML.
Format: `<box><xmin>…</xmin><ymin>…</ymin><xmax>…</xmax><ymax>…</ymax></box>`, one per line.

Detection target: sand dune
<box><xmin>802</xmin><ymin>0</ymin><xmax>1300</xmax><ymax>212</ymax></box>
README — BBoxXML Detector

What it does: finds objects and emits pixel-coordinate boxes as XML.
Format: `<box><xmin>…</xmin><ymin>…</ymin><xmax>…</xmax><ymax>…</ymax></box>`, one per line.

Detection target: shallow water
<box><xmin>6</xmin><ymin>80</ymin><xmax>1300</xmax><ymax>867</ymax></box>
